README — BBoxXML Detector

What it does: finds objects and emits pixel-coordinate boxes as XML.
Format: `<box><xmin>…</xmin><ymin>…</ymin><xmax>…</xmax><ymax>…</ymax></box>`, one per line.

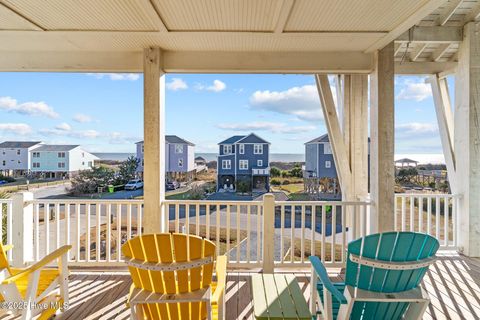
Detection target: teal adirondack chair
<box><xmin>309</xmin><ymin>231</ymin><xmax>439</xmax><ymax>320</ymax></box>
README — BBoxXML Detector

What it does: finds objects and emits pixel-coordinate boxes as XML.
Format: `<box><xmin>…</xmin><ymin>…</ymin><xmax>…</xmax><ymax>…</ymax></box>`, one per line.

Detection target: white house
<box><xmin>30</xmin><ymin>145</ymin><xmax>98</xmax><ymax>178</ymax></box>
<box><xmin>0</xmin><ymin>141</ymin><xmax>43</xmax><ymax>177</ymax></box>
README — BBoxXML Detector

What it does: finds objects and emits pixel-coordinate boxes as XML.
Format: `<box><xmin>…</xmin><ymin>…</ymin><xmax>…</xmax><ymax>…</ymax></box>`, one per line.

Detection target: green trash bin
<box><xmin>108</xmin><ymin>185</ymin><xmax>114</xmax><ymax>193</ymax></box>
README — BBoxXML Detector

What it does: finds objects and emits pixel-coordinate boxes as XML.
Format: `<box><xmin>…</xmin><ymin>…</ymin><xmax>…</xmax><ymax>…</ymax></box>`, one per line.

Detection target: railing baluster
<box><xmin>175</xmin><ymin>203</ymin><xmax>180</xmax><ymax>233</ymax></box>
<box><xmin>117</xmin><ymin>204</ymin><xmax>122</xmax><ymax>262</ymax></box>
<box><xmin>247</xmin><ymin>204</ymin><xmax>252</xmax><ymax>263</ymax></box>
<box><xmin>290</xmin><ymin>205</ymin><xmax>295</xmax><ymax>263</ymax></box>
<box><xmin>236</xmin><ymin>205</ymin><xmax>240</xmax><ymax>263</ymax></box>
<box><xmin>196</xmin><ymin>204</ymin><xmax>200</xmax><ymax>236</ymax></box>
<box><xmin>185</xmin><ymin>204</ymin><xmax>190</xmax><ymax>235</ymax></box>
<box><xmin>418</xmin><ymin>197</ymin><xmax>423</xmax><ymax>233</ymax></box>
<box><xmin>394</xmin><ymin>195</ymin><xmax>398</xmax><ymax>230</ymax></box>
<box><xmin>280</xmin><ymin>205</ymin><xmax>284</xmax><ymax>264</ymax></box>
<box><xmin>401</xmin><ymin>196</ymin><xmax>406</xmax><ymax>231</ymax></box>
<box><xmin>226</xmin><ymin>205</ymin><xmax>231</xmax><ymax>258</ymax></box>
<box><xmin>444</xmin><ymin>196</ymin><xmax>449</xmax><ymax>247</ymax></box>
<box><xmin>216</xmin><ymin>204</ymin><xmax>220</xmax><ymax>256</ymax></box>
<box><xmin>341</xmin><ymin>204</ymin><xmax>346</xmax><ymax>264</ymax></box>
<box><xmin>321</xmin><ymin>205</ymin><xmax>326</xmax><ymax>262</ymax></box>
<box><xmin>35</xmin><ymin>203</ymin><xmax>40</xmax><ymax>261</ymax></box>
<box><xmin>301</xmin><ymin>205</ymin><xmax>305</xmax><ymax>263</ymax></box>
<box><xmin>107</xmin><ymin>203</ymin><xmax>111</xmax><ymax>262</ymax></box>
<box><xmin>66</xmin><ymin>204</ymin><xmax>71</xmax><ymax>261</ymax></box>
<box><xmin>55</xmin><ymin>203</ymin><xmax>60</xmax><ymax>249</ymax></box>
<box><xmin>409</xmin><ymin>196</ymin><xmax>414</xmax><ymax>231</ymax></box>
<box><xmin>435</xmin><ymin>196</ymin><xmax>440</xmax><ymax>239</ymax></box>
<box><xmin>96</xmin><ymin>203</ymin><xmax>101</xmax><ymax>262</ymax></box>
<box><xmin>257</xmin><ymin>204</ymin><xmax>261</xmax><ymax>264</ymax></box>
<box><xmin>86</xmin><ymin>204</ymin><xmax>91</xmax><ymax>262</ymax></box>
<box><xmin>453</xmin><ymin>196</ymin><xmax>457</xmax><ymax>247</ymax></box>
<box><xmin>45</xmin><ymin>203</ymin><xmax>50</xmax><ymax>255</ymax></box>
<box><xmin>137</xmin><ymin>203</ymin><xmax>142</xmax><ymax>236</ymax></box>
<box><xmin>76</xmin><ymin>204</ymin><xmax>80</xmax><ymax>262</ymax></box>
<box><xmin>127</xmin><ymin>204</ymin><xmax>132</xmax><ymax>240</ymax></box>
<box><xmin>427</xmin><ymin>197</ymin><xmax>432</xmax><ymax>235</ymax></box>
<box><xmin>206</xmin><ymin>204</ymin><xmax>210</xmax><ymax>240</ymax></box>
<box><xmin>310</xmin><ymin>205</ymin><xmax>315</xmax><ymax>262</ymax></box>
<box><xmin>331</xmin><ymin>205</ymin><xmax>337</xmax><ymax>263</ymax></box>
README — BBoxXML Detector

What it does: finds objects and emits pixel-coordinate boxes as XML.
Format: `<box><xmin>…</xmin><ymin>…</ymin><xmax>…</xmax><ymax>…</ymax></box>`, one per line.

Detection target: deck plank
<box><xmin>0</xmin><ymin>254</ymin><xmax>475</xmax><ymax>319</ymax></box>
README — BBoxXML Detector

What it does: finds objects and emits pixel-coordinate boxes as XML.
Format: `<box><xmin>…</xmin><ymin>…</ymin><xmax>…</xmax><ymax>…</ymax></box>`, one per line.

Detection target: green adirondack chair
<box><xmin>309</xmin><ymin>231</ymin><xmax>439</xmax><ymax>320</ymax></box>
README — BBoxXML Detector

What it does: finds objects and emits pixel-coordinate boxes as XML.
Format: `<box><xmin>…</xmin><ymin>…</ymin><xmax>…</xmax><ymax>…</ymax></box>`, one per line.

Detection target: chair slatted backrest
<box><xmin>0</xmin><ymin>245</ymin><xmax>11</xmax><ymax>274</ymax></box>
<box><xmin>122</xmin><ymin>233</ymin><xmax>216</xmax><ymax>320</ymax></box>
<box><xmin>344</xmin><ymin>232</ymin><xmax>439</xmax><ymax>320</ymax></box>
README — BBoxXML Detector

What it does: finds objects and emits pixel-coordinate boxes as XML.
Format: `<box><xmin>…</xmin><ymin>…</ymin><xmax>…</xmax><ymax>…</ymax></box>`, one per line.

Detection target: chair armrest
<box><xmin>211</xmin><ymin>255</ymin><xmax>227</xmax><ymax>304</ymax></box>
<box><xmin>2</xmin><ymin>244</ymin><xmax>13</xmax><ymax>252</ymax></box>
<box><xmin>2</xmin><ymin>245</ymin><xmax>72</xmax><ymax>284</ymax></box>
<box><xmin>309</xmin><ymin>256</ymin><xmax>347</xmax><ymax>304</ymax></box>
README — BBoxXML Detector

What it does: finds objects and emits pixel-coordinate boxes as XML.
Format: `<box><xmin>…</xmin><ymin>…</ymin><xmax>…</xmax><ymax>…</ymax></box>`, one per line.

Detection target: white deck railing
<box><xmin>394</xmin><ymin>193</ymin><xmax>458</xmax><ymax>249</ymax></box>
<box><xmin>0</xmin><ymin>193</ymin><xmax>457</xmax><ymax>268</ymax></box>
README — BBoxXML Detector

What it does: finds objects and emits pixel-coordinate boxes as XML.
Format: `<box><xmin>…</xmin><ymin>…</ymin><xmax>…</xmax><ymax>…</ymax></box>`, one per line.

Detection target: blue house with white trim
<box><xmin>304</xmin><ymin>134</ymin><xmax>337</xmax><ymax>179</ymax></box>
<box><xmin>217</xmin><ymin>133</ymin><xmax>270</xmax><ymax>192</ymax></box>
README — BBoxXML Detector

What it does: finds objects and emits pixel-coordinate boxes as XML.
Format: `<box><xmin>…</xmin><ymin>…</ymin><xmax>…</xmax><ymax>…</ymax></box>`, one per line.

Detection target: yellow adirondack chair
<box><xmin>0</xmin><ymin>244</ymin><xmax>71</xmax><ymax>320</ymax></box>
<box><xmin>122</xmin><ymin>233</ymin><xmax>227</xmax><ymax>320</ymax></box>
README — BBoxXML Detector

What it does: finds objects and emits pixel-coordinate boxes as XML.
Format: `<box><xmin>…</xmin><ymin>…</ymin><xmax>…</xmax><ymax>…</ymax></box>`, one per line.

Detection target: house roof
<box><xmin>195</xmin><ymin>156</ymin><xmax>206</xmax><ymax>161</ymax></box>
<box><xmin>34</xmin><ymin>145</ymin><xmax>79</xmax><ymax>152</ymax></box>
<box><xmin>136</xmin><ymin>135</ymin><xmax>195</xmax><ymax>146</ymax></box>
<box><xmin>305</xmin><ymin>134</ymin><xmax>329</xmax><ymax>144</ymax></box>
<box><xmin>0</xmin><ymin>141</ymin><xmax>42</xmax><ymax>148</ymax></box>
<box><xmin>395</xmin><ymin>158</ymin><xmax>419</xmax><ymax>163</ymax></box>
<box><xmin>218</xmin><ymin>135</ymin><xmax>246</xmax><ymax>145</ymax></box>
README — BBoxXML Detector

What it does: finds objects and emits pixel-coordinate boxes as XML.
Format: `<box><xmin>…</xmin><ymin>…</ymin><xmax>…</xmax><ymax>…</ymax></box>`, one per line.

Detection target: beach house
<box><xmin>217</xmin><ymin>133</ymin><xmax>270</xmax><ymax>192</ymax></box>
<box><xmin>136</xmin><ymin>135</ymin><xmax>195</xmax><ymax>179</ymax></box>
<box><xmin>0</xmin><ymin>141</ymin><xmax>43</xmax><ymax>177</ymax></box>
<box><xmin>304</xmin><ymin>134</ymin><xmax>337</xmax><ymax>179</ymax></box>
<box><xmin>29</xmin><ymin>145</ymin><xmax>98</xmax><ymax>178</ymax></box>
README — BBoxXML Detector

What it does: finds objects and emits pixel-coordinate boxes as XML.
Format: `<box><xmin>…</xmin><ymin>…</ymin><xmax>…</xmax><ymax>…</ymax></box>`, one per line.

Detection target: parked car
<box><xmin>125</xmin><ymin>179</ymin><xmax>143</xmax><ymax>190</ymax></box>
<box><xmin>166</xmin><ymin>181</ymin><xmax>180</xmax><ymax>191</ymax></box>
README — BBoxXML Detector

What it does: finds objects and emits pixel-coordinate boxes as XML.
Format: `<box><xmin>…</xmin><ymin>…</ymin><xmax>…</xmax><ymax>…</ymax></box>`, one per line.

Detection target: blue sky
<box><xmin>0</xmin><ymin>72</ymin><xmax>450</xmax><ymax>160</ymax></box>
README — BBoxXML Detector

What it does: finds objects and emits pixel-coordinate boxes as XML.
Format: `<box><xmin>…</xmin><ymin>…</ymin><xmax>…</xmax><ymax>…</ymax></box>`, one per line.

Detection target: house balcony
<box><xmin>0</xmin><ymin>192</ymin><xmax>473</xmax><ymax>319</ymax></box>
<box><xmin>252</xmin><ymin>167</ymin><xmax>270</xmax><ymax>175</ymax></box>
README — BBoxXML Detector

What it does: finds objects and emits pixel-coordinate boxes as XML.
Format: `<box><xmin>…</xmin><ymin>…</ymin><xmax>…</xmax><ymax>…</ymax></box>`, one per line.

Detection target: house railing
<box><xmin>394</xmin><ymin>193</ymin><xmax>459</xmax><ymax>249</ymax></box>
<box><xmin>0</xmin><ymin>192</ymin><xmax>457</xmax><ymax>268</ymax></box>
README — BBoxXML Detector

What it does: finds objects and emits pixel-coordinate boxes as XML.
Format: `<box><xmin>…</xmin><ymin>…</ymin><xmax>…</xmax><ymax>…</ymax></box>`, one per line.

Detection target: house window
<box><xmin>88</xmin><ymin>161</ymin><xmax>92</xmax><ymax>167</ymax></box>
<box><xmin>58</xmin><ymin>152</ymin><xmax>66</xmax><ymax>158</ymax></box>
<box><xmin>16</xmin><ymin>150</ymin><xmax>20</xmax><ymax>155</ymax></box>
<box><xmin>142</xmin><ymin>159</ymin><xmax>144</xmax><ymax>167</ymax></box>
<box><xmin>239</xmin><ymin>144</ymin><xmax>245</xmax><ymax>154</ymax></box>
<box><xmin>33</xmin><ymin>162</ymin><xmax>40</xmax><ymax>168</ymax></box>
<box><xmin>239</xmin><ymin>160</ymin><xmax>248</xmax><ymax>170</ymax></box>
<box><xmin>223</xmin><ymin>145</ymin><xmax>232</xmax><ymax>155</ymax></box>
<box><xmin>324</xmin><ymin>143</ymin><xmax>332</xmax><ymax>155</ymax></box>
<box><xmin>58</xmin><ymin>162</ymin><xmax>65</xmax><ymax>168</ymax></box>
<box><xmin>17</xmin><ymin>161</ymin><xmax>21</xmax><ymax>164</ymax></box>
<box><xmin>257</xmin><ymin>160</ymin><xmax>263</xmax><ymax>167</ymax></box>
<box><xmin>325</xmin><ymin>161</ymin><xmax>331</xmax><ymax>168</ymax></box>
<box><xmin>222</xmin><ymin>160</ymin><xmax>231</xmax><ymax>169</ymax></box>
<box><xmin>175</xmin><ymin>144</ymin><xmax>183</xmax><ymax>153</ymax></box>
<box><xmin>2</xmin><ymin>161</ymin><xmax>5</xmax><ymax>166</ymax></box>
<box><xmin>33</xmin><ymin>152</ymin><xmax>40</xmax><ymax>158</ymax></box>
<box><xmin>178</xmin><ymin>159</ymin><xmax>183</xmax><ymax>167</ymax></box>
<box><xmin>141</xmin><ymin>145</ymin><xmax>144</xmax><ymax>153</ymax></box>
<box><xmin>82</xmin><ymin>152</ymin><xmax>85</xmax><ymax>157</ymax></box>
<box><xmin>82</xmin><ymin>162</ymin><xmax>85</xmax><ymax>165</ymax></box>
<box><xmin>254</xmin><ymin>144</ymin><xmax>263</xmax><ymax>154</ymax></box>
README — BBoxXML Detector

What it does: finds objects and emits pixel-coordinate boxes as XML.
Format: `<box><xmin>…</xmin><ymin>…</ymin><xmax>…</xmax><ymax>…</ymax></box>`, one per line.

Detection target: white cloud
<box><xmin>106</xmin><ymin>132</ymin><xmax>141</xmax><ymax>144</ymax></box>
<box><xmin>0</xmin><ymin>123</ymin><xmax>32</xmax><ymax>135</ymax></box>
<box><xmin>166</xmin><ymin>78</ymin><xmax>188</xmax><ymax>91</ymax></box>
<box><xmin>73</xmin><ymin>113</ymin><xmax>94</xmax><ymax>123</ymax></box>
<box><xmin>396</xmin><ymin>79</ymin><xmax>432</xmax><ymax>102</ymax></box>
<box><xmin>249</xmin><ymin>85</ymin><xmax>324</xmax><ymax>122</ymax></box>
<box><xmin>195</xmin><ymin>80</ymin><xmax>227</xmax><ymax>92</ymax></box>
<box><xmin>217</xmin><ymin>121</ymin><xmax>316</xmax><ymax>134</ymax></box>
<box><xmin>0</xmin><ymin>96</ymin><xmax>59</xmax><ymax>118</ymax></box>
<box><xmin>86</xmin><ymin>73</ymin><xmax>140</xmax><ymax>81</ymax></box>
<box><xmin>39</xmin><ymin>128</ymin><xmax>100</xmax><ymax>139</ymax></box>
<box><xmin>396</xmin><ymin>122</ymin><xmax>438</xmax><ymax>135</ymax></box>
<box><xmin>55</xmin><ymin>122</ymin><xmax>71</xmax><ymax>131</ymax></box>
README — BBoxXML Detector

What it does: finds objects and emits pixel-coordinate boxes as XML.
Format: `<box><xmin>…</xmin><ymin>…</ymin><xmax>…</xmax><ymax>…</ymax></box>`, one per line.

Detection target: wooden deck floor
<box><xmin>1</xmin><ymin>252</ymin><xmax>478</xmax><ymax>319</ymax></box>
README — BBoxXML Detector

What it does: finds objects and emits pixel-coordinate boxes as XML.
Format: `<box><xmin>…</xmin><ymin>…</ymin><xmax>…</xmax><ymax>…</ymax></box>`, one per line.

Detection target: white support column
<box><xmin>11</xmin><ymin>192</ymin><xmax>33</xmax><ymax>267</ymax></box>
<box><xmin>262</xmin><ymin>193</ymin><xmax>275</xmax><ymax>273</ymax></box>
<box><xmin>370</xmin><ymin>43</ymin><xmax>395</xmax><ymax>233</ymax></box>
<box><xmin>454</xmin><ymin>22</ymin><xmax>480</xmax><ymax>256</ymax></box>
<box><xmin>426</xmin><ymin>74</ymin><xmax>457</xmax><ymax>192</ymax></box>
<box><xmin>143</xmin><ymin>47</ymin><xmax>166</xmax><ymax>234</ymax></box>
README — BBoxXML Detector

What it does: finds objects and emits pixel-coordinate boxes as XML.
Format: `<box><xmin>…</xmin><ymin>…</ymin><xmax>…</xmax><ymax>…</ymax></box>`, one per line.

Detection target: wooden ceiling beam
<box><xmin>435</xmin><ymin>0</ymin><xmax>463</xmax><ymax>26</ymax></box>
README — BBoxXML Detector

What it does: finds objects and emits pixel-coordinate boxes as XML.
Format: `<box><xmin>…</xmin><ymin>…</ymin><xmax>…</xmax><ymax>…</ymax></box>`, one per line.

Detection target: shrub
<box><xmin>0</xmin><ymin>175</ymin><xmax>15</xmax><ymax>183</ymax></box>
<box><xmin>69</xmin><ymin>166</ymin><xmax>115</xmax><ymax>195</ymax></box>
<box><xmin>282</xmin><ymin>180</ymin><xmax>291</xmax><ymax>185</ymax></box>
<box><xmin>271</xmin><ymin>179</ymin><xmax>281</xmax><ymax>186</ymax></box>
<box><xmin>270</xmin><ymin>167</ymin><xmax>281</xmax><ymax>177</ymax></box>
<box><xmin>236</xmin><ymin>181</ymin><xmax>251</xmax><ymax>193</ymax></box>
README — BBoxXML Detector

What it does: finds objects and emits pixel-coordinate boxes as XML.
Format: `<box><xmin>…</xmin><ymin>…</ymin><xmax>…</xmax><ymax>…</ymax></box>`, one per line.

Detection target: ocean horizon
<box><xmin>94</xmin><ymin>152</ymin><xmax>446</xmax><ymax>164</ymax></box>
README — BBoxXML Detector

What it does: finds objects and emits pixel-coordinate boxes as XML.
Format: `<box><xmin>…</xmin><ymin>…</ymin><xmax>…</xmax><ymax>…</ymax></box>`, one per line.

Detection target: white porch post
<box><xmin>143</xmin><ymin>47</ymin><xmax>166</xmax><ymax>234</ymax></box>
<box><xmin>455</xmin><ymin>22</ymin><xmax>480</xmax><ymax>257</ymax></box>
<box><xmin>11</xmin><ymin>192</ymin><xmax>33</xmax><ymax>267</ymax></box>
<box><xmin>370</xmin><ymin>42</ymin><xmax>395</xmax><ymax>233</ymax></box>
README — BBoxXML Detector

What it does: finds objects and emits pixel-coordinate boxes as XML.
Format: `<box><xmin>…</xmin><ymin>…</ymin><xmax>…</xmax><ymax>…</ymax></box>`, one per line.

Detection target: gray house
<box><xmin>217</xmin><ymin>133</ymin><xmax>270</xmax><ymax>192</ymax></box>
<box><xmin>304</xmin><ymin>134</ymin><xmax>337</xmax><ymax>179</ymax></box>
<box><xmin>136</xmin><ymin>135</ymin><xmax>195</xmax><ymax>179</ymax></box>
